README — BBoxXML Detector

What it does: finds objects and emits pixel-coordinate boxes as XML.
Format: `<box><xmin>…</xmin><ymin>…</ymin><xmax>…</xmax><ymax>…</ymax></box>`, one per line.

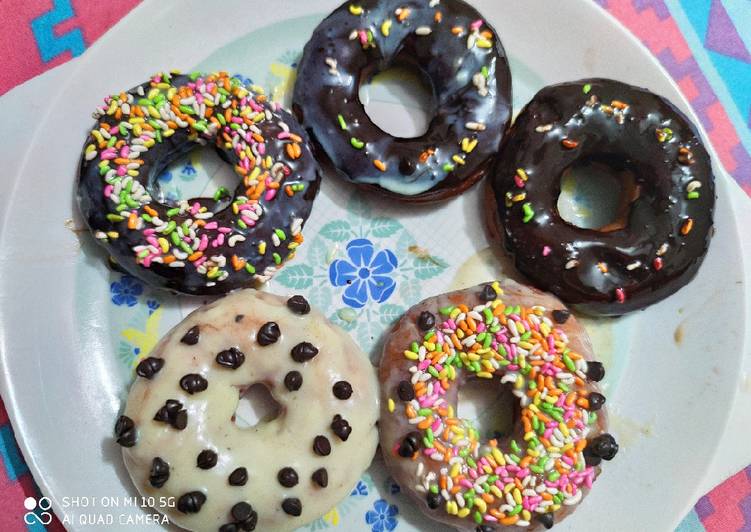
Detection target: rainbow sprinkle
<box><xmin>84</xmin><ymin>71</ymin><xmax>307</xmax><ymax>287</ymax></box>
<box><xmin>391</xmin><ymin>282</ymin><xmax>603</xmax><ymax>527</ymax></box>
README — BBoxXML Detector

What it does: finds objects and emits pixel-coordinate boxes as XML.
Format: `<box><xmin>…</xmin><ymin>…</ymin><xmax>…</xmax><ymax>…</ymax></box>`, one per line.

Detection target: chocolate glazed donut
<box><xmin>293</xmin><ymin>0</ymin><xmax>512</xmax><ymax>202</ymax></box>
<box><xmin>77</xmin><ymin>71</ymin><xmax>320</xmax><ymax>296</ymax></box>
<box><xmin>490</xmin><ymin>79</ymin><xmax>715</xmax><ymax>316</ymax></box>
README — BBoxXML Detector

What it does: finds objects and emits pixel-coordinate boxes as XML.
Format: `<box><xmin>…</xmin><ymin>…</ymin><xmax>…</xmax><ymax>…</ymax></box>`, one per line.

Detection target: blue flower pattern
<box><xmin>181</xmin><ymin>162</ymin><xmax>197</xmax><ymax>179</ymax></box>
<box><xmin>350</xmin><ymin>480</ymin><xmax>369</xmax><ymax>497</ymax></box>
<box><xmin>157</xmin><ymin>169</ymin><xmax>173</xmax><ymax>183</ymax></box>
<box><xmin>329</xmin><ymin>239</ymin><xmax>398</xmax><ymax>309</ymax></box>
<box><xmin>146</xmin><ymin>299</ymin><xmax>160</xmax><ymax>315</ymax></box>
<box><xmin>110</xmin><ymin>276</ymin><xmax>143</xmax><ymax>307</ymax></box>
<box><xmin>365</xmin><ymin>499</ymin><xmax>399</xmax><ymax>532</ymax></box>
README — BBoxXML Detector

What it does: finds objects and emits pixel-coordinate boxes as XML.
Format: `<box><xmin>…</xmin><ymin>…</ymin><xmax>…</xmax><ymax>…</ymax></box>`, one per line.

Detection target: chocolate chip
<box><xmin>177</xmin><ymin>491</ymin><xmax>206</xmax><ymax>513</ymax></box>
<box><xmin>180</xmin><ymin>325</ymin><xmax>200</xmax><ymax>345</ymax></box>
<box><xmin>284</xmin><ymin>371</ymin><xmax>303</xmax><ymax>391</ymax></box>
<box><xmin>480</xmin><ymin>284</ymin><xmax>497</xmax><ymax>302</ymax></box>
<box><xmin>197</xmin><ymin>449</ymin><xmax>218</xmax><ymax>469</ymax></box>
<box><xmin>154</xmin><ymin>399</ymin><xmax>181</xmax><ymax>421</ymax></box>
<box><xmin>136</xmin><ymin>357</ymin><xmax>164</xmax><ymax>379</ymax></box>
<box><xmin>397</xmin><ymin>380</ymin><xmax>415</xmax><ymax>401</ymax></box>
<box><xmin>331</xmin><ymin>414</ymin><xmax>352</xmax><ymax>441</ymax></box>
<box><xmin>114</xmin><ymin>415</ymin><xmax>137</xmax><ymax>447</ymax></box>
<box><xmin>312</xmin><ymin>468</ymin><xmax>328</xmax><ymax>488</ymax></box>
<box><xmin>281</xmin><ymin>498</ymin><xmax>302</xmax><ymax>516</ymax></box>
<box><xmin>398</xmin><ymin>431</ymin><xmax>421</xmax><ymax>458</ymax></box>
<box><xmin>332</xmin><ymin>381</ymin><xmax>352</xmax><ymax>400</ymax></box>
<box><xmin>173</xmin><ymin>409</ymin><xmax>188</xmax><ymax>430</ymax></box>
<box><xmin>287</xmin><ymin>295</ymin><xmax>310</xmax><ymax>315</ymax></box>
<box><xmin>588</xmin><ymin>392</ymin><xmax>606</xmax><ymax>411</ymax></box>
<box><xmin>257</xmin><ymin>322</ymin><xmax>281</xmax><ymax>346</ymax></box>
<box><xmin>154</xmin><ymin>399</ymin><xmax>187</xmax><ymax>429</ymax></box>
<box><xmin>149</xmin><ymin>457</ymin><xmax>169</xmax><ymax>488</ymax></box>
<box><xmin>291</xmin><ymin>342</ymin><xmax>318</xmax><ymax>363</ymax></box>
<box><xmin>587</xmin><ymin>433</ymin><xmax>618</xmax><ymax>461</ymax></box>
<box><xmin>216</xmin><ymin>347</ymin><xmax>245</xmax><ymax>369</ymax></box>
<box><xmin>426</xmin><ymin>491</ymin><xmax>442</xmax><ymax>509</ymax></box>
<box><xmin>399</xmin><ymin>157</ymin><xmax>415</xmax><ymax>175</ymax></box>
<box><xmin>313</xmin><ymin>435</ymin><xmax>331</xmax><ymax>456</ymax></box>
<box><xmin>417</xmin><ymin>311</ymin><xmax>435</xmax><ymax>331</ymax></box>
<box><xmin>229</xmin><ymin>467</ymin><xmax>248</xmax><ymax>486</ymax></box>
<box><xmin>219</xmin><ymin>524</ymin><xmax>239</xmax><ymax>532</ymax></box>
<box><xmin>180</xmin><ymin>374</ymin><xmax>208</xmax><ymax>394</ymax></box>
<box><xmin>231</xmin><ymin>502</ymin><xmax>257</xmax><ymax>526</ymax></box>
<box><xmin>537</xmin><ymin>512</ymin><xmax>554</xmax><ymax>529</ymax></box>
<box><xmin>552</xmin><ymin>309</ymin><xmax>571</xmax><ymax>324</ymax></box>
<box><xmin>584</xmin><ymin>452</ymin><xmax>602</xmax><ymax>467</ymax></box>
<box><xmin>586</xmin><ymin>361</ymin><xmax>605</xmax><ymax>382</ymax></box>
<box><xmin>277</xmin><ymin>467</ymin><xmax>299</xmax><ymax>487</ymax></box>
<box><xmin>235</xmin><ymin>314</ymin><xmax>244</xmax><ymax>323</ymax></box>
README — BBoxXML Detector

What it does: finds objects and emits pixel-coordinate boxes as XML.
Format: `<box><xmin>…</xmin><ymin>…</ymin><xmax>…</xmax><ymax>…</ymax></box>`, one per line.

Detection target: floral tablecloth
<box><xmin>1</xmin><ymin>0</ymin><xmax>749</xmax><ymax>531</ymax></box>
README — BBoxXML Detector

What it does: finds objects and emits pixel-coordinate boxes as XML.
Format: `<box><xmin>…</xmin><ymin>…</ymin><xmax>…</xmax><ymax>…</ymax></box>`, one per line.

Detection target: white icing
<box><xmin>122</xmin><ymin>289</ymin><xmax>379</xmax><ymax>531</ymax></box>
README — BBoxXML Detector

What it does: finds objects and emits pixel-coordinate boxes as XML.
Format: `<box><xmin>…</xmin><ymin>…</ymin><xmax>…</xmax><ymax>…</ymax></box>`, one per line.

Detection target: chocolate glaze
<box><xmin>490</xmin><ymin>79</ymin><xmax>715</xmax><ymax>316</ymax></box>
<box><xmin>293</xmin><ymin>0</ymin><xmax>511</xmax><ymax>202</ymax></box>
<box><xmin>77</xmin><ymin>73</ymin><xmax>321</xmax><ymax>296</ymax></box>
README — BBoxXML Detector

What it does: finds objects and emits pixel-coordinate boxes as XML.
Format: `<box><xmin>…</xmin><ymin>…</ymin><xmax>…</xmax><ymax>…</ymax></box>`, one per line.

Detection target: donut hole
<box><xmin>456</xmin><ymin>379</ymin><xmax>517</xmax><ymax>439</ymax></box>
<box><xmin>147</xmin><ymin>146</ymin><xmax>239</xmax><ymax>212</ymax></box>
<box><xmin>233</xmin><ymin>383</ymin><xmax>282</xmax><ymax>429</ymax></box>
<box><xmin>557</xmin><ymin>155</ymin><xmax>640</xmax><ymax>232</ymax></box>
<box><xmin>358</xmin><ymin>63</ymin><xmax>436</xmax><ymax>138</ymax></box>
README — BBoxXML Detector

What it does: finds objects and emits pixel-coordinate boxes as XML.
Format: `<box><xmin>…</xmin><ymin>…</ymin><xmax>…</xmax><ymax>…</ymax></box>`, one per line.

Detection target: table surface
<box><xmin>0</xmin><ymin>0</ymin><xmax>749</xmax><ymax>531</ymax></box>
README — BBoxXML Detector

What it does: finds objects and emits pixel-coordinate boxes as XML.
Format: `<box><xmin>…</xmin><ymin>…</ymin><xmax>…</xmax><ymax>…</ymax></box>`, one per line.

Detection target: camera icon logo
<box><xmin>23</xmin><ymin>496</ymin><xmax>53</xmax><ymax>525</ymax></box>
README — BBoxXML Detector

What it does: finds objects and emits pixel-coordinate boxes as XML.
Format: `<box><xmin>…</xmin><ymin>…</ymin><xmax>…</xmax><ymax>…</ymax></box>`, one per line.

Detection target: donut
<box><xmin>378</xmin><ymin>280</ymin><xmax>616</xmax><ymax>530</ymax></box>
<box><xmin>77</xmin><ymin>71</ymin><xmax>321</xmax><ymax>295</ymax></box>
<box><xmin>114</xmin><ymin>290</ymin><xmax>379</xmax><ymax>531</ymax></box>
<box><xmin>292</xmin><ymin>0</ymin><xmax>512</xmax><ymax>202</ymax></box>
<box><xmin>489</xmin><ymin>78</ymin><xmax>715</xmax><ymax>316</ymax></box>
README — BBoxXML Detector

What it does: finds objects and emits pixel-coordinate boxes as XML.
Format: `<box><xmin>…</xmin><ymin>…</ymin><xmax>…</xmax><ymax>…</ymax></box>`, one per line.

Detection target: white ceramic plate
<box><xmin>0</xmin><ymin>1</ymin><xmax>747</xmax><ymax>531</ymax></box>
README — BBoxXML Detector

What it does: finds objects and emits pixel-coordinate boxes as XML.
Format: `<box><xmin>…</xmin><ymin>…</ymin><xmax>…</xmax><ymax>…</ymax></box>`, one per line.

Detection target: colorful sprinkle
<box><xmin>394</xmin><ymin>287</ymin><xmax>603</xmax><ymax>527</ymax></box>
<box><xmin>561</xmin><ymin>138</ymin><xmax>579</xmax><ymax>149</ymax></box>
<box><xmin>381</xmin><ymin>19</ymin><xmax>392</xmax><ymax>36</ymax></box>
<box><xmin>614</xmin><ymin>287</ymin><xmax>626</xmax><ymax>303</ymax></box>
<box><xmin>522</xmin><ymin>202</ymin><xmax>535</xmax><ymax>223</ymax></box>
<box><xmin>655</xmin><ymin>127</ymin><xmax>673</xmax><ymax>143</ymax></box>
<box><xmin>680</xmin><ymin>218</ymin><xmax>694</xmax><ymax>235</ymax></box>
<box><xmin>82</xmin><ymin>71</ymin><xmax>305</xmax><ymax>288</ymax></box>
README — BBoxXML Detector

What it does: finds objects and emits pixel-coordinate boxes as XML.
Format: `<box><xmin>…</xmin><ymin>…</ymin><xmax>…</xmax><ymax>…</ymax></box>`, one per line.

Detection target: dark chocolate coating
<box><xmin>490</xmin><ymin>79</ymin><xmax>715</xmax><ymax>316</ymax></box>
<box><xmin>77</xmin><ymin>73</ymin><xmax>321</xmax><ymax>295</ymax></box>
<box><xmin>293</xmin><ymin>0</ymin><xmax>512</xmax><ymax>202</ymax></box>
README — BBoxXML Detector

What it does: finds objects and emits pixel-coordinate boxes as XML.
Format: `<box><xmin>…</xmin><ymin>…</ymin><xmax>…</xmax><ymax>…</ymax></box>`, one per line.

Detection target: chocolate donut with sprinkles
<box><xmin>379</xmin><ymin>280</ymin><xmax>616</xmax><ymax>530</ymax></box>
<box><xmin>292</xmin><ymin>0</ymin><xmax>512</xmax><ymax>202</ymax></box>
<box><xmin>489</xmin><ymin>79</ymin><xmax>715</xmax><ymax>316</ymax></box>
<box><xmin>77</xmin><ymin>71</ymin><xmax>320</xmax><ymax>295</ymax></box>
<box><xmin>115</xmin><ymin>290</ymin><xmax>379</xmax><ymax>531</ymax></box>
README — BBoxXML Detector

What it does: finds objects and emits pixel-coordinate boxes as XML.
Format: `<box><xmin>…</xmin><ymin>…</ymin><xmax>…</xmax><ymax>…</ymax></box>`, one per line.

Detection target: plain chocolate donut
<box><xmin>490</xmin><ymin>79</ymin><xmax>715</xmax><ymax>316</ymax></box>
<box><xmin>293</xmin><ymin>0</ymin><xmax>512</xmax><ymax>202</ymax></box>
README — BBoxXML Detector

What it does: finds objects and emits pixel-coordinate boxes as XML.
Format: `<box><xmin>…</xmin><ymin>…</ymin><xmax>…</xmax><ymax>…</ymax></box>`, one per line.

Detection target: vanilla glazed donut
<box><xmin>293</xmin><ymin>0</ymin><xmax>512</xmax><ymax>202</ymax></box>
<box><xmin>78</xmin><ymin>71</ymin><xmax>321</xmax><ymax>295</ymax></box>
<box><xmin>378</xmin><ymin>280</ymin><xmax>617</xmax><ymax>531</ymax></box>
<box><xmin>114</xmin><ymin>290</ymin><xmax>378</xmax><ymax>531</ymax></box>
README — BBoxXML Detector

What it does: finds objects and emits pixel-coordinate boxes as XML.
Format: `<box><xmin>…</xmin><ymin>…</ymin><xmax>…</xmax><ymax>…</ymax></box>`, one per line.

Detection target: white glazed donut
<box><xmin>114</xmin><ymin>289</ymin><xmax>379</xmax><ymax>531</ymax></box>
